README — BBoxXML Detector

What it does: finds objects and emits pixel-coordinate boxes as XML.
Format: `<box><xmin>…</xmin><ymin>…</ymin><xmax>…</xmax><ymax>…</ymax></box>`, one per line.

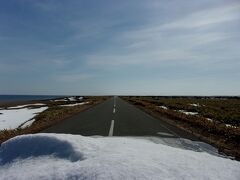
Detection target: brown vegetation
<box><xmin>0</xmin><ymin>96</ymin><xmax>109</xmax><ymax>144</ymax></box>
<box><xmin>123</xmin><ymin>96</ymin><xmax>240</xmax><ymax>160</ymax></box>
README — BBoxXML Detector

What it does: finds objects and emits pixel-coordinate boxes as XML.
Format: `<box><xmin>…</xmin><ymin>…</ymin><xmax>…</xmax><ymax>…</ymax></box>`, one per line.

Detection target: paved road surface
<box><xmin>43</xmin><ymin>97</ymin><xmax>198</xmax><ymax>140</ymax></box>
<box><xmin>43</xmin><ymin>96</ymin><xmax>220</xmax><ymax>156</ymax></box>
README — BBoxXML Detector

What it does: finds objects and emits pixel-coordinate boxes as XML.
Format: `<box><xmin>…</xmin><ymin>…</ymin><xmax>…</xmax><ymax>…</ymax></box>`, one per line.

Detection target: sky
<box><xmin>0</xmin><ymin>0</ymin><xmax>239</xmax><ymax>96</ymax></box>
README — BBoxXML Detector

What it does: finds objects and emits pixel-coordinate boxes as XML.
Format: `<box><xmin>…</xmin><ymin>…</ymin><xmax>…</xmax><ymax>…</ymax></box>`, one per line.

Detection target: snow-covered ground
<box><xmin>158</xmin><ymin>105</ymin><xmax>168</xmax><ymax>109</ymax></box>
<box><xmin>7</xmin><ymin>103</ymin><xmax>46</xmax><ymax>109</ymax></box>
<box><xmin>52</xmin><ymin>99</ymin><xmax>68</xmax><ymax>102</ymax></box>
<box><xmin>205</xmin><ymin>119</ymin><xmax>237</xmax><ymax>128</ymax></box>
<box><xmin>0</xmin><ymin>107</ymin><xmax>48</xmax><ymax>130</ymax></box>
<box><xmin>225</xmin><ymin>124</ymin><xmax>238</xmax><ymax>128</ymax></box>
<box><xmin>20</xmin><ymin>119</ymin><xmax>36</xmax><ymax>128</ymax></box>
<box><xmin>53</xmin><ymin>96</ymin><xmax>83</xmax><ymax>102</ymax></box>
<box><xmin>60</xmin><ymin>102</ymin><xmax>88</xmax><ymax>107</ymax></box>
<box><xmin>206</xmin><ymin>118</ymin><xmax>213</xmax><ymax>122</ymax></box>
<box><xmin>0</xmin><ymin>99</ymin><xmax>87</xmax><ymax>130</ymax></box>
<box><xmin>178</xmin><ymin>110</ymin><xmax>198</xmax><ymax>115</ymax></box>
<box><xmin>190</xmin><ymin>103</ymin><xmax>200</xmax><ymax>107</ymax></box>
<box><xmin>0</xmin><ymin>134</ymin><xmax>239</xmax><ymax>180</ymax></box>
<box><xmin>68</xmin><ymin>97</ymin><xmax>76</xmax><ymax>101</ymax></box>
<box><xmin>68</xmin><ymin>96</ymin><xmax>83</xmax><ymax>101</ymax></box>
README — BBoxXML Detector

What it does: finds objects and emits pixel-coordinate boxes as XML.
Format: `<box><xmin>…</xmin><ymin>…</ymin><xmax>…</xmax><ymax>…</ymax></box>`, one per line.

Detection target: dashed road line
<box><xmin>108</xmin><ymin>120</ymin><xmax>114</xmax><ymax>136</ymax></box>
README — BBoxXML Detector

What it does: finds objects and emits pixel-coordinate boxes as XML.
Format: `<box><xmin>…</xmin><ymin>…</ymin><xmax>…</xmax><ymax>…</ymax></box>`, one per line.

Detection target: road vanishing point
<box><xmin>43</xmin><ymin>96</ymin><xmax>198</xmax><ymax>141</ymax></box>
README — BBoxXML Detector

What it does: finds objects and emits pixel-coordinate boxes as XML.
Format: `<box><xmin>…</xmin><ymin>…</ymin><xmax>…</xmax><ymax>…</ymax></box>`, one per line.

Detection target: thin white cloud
<box><xmin>1</xmin><ymin>0</ymin><xmax>240</xmax><ymax>96</ymax></box>
<box><xmin>162</xmin><ymin>3</ymin><xmax>240</xmax><ymax>29</ymax></box>
<box><xmin>84</xmin><ymin>3</ymin><xmax>240</xmax><ymax>69</ymax></box>
<box><xmin>85</xmin><ymin>30</ymin><xmax>235</xmax><ymax>67</ymax></box>
<box><xmin>86</xmin><ymin>49</ymin><xmax>200</xmax><ymax>67</ymax></box>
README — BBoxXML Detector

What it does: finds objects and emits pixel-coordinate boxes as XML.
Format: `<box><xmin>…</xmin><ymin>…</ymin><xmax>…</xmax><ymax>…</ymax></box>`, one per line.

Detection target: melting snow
<box><xmin>53</xmin><ymin>97</ymin><xmax>83</xmax><ymax>102</ymax></box>
<box><xmin>68</xmin><ymin>96</ymin><xmax>83</xmax><ymax>101</ymax></box>
<box><xmin>7</xmin><ymin>103</ymin><xmax>46</xmax><ymax>109</ymax></box>
<box><xmin>20</xmin><ymin>119</ymin><xmax>35</xmax><ymax>128</ymax></box>
<box><xmin>60</xmin><ymin>102</ymin><xmax>88</xmax><ymax>107</ymax></box>
<box><xmin>225</xmin><ymin>124</ymin><xmax>238</xmax><ymax>128</ymax></box>
<box><xmin>53</xmin><ymin>99</ymin><xmax>68</xmax><ymax>102</ymax></box>
<box><xmin>68</xmin><ymin>97</ymin><xmax>76</xmax><ymax>101</ymax></box>
<box><xmin>0</xmin><ymin>134</ymin><xmax>239</xmax><ymax>180</ymax></box>
<box><xmin>178</xmin><ymin>110</ymin><xmax>198</xmax><ymax>115</ymax></box>
<box><xmin>190</xmin><ymin>103</ymin><xmax>200</xmax><ymax>107</ymax></box>
<box><xmin>158</xmin><ymin>105</ymin><xmax>168</xmax><ymax>110</ymax></box>
<box><xmin>206</xmin><ymin>118</ymin><xmax>213</xmax><ymax>122</ymax></box>
<box><xmin>0</xmin><ymin>107</ymin><xmax>48</xmax><ymax>130</ymax></box>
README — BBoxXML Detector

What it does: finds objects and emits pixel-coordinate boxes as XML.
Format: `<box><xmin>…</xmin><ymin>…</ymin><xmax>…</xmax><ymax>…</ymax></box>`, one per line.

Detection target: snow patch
<box><xmin>0</xmin><ymin>134</ymin><xmax>239</xmax><ymax>180</ymax></box>
<box><xmin>78</xmin><ymin>97</ymin><xmax>83</xmax><ymax>100</ymax></box>
<box><xmin>190</xmin><ymin>103</ymin><xmax>200</xmax><ymax>107</ymax></box>
<box><xmin>0</xmin><ymin>107</ymin><xmax>48</xmax><ymax>130</ymax></box>
<box><xmin>20</xmin><ymin>119</ymin><xmax>35</xmax><ymax>128</ymax></box>
<box><xmin>53</xmin><ymin>99</ymin><xmax>68</xmax><ymax>102</ymax></box>
<box><xmin>53</xmin><ymin>97</ymin><xmax>83</xmax><ymax>102</ymax></box>
<box><xmin>68</xmin><ymin>97</ymin><xmax>77</xmax><ymax>101</ymax></box>
<box><xmin>7</xmin><ymin>103</ymin><xmax>46</xmax><ymax>109</ymax></box>
<box><xmin>225</xmin><ymin>124</ymin><xmax>238</xmax><ymax>128</ymax></box>
<box><xmin>178</xmin><ymin>110</ymin><xmax>198</xmax><ymax>115</ymax></box>
<box><xmin>68</xmin><ymin>97</ymin><xmax>76</xmax><ymax>101</ymax></box>
<box><xmin>206</xmin><ymin>118</ymin><xmax>213</xmax><ymax>122</ymax></box>
<box><xmin>60</xmin><ymin>102</ymin><xmax>88</xmax><ymax>107</ymax></box>
<box><xmin>158</xmin><ymin>105</ymin><xmax>168</xmax><ymax>110</ymax></box>
<box><xmin>68</xmin><ymin>96</ymin><xmax>83</xmax><ymax>101</ymax></box>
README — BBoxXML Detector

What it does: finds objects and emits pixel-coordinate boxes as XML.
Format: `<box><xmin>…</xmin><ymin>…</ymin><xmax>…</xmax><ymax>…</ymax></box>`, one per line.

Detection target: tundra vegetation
<box><xmin>0</xmin><ymin>96</ymin><xmax>109</xmax><ymax>143</ymax></box>
<box><xmin>123</xmin><ymin>96</ymin><xmax>240</xmax><ymax>160</ymax></box>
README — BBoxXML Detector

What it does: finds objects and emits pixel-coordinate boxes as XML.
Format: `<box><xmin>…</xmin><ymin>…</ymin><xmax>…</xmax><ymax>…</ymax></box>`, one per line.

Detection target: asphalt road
<box><xmin>43</xmin><ymin>97</ymin><xmax>198</xmax><ymax>140</ymax></box>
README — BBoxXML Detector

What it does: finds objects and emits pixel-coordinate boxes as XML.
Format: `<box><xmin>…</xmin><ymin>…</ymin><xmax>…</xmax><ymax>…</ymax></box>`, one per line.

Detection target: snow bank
<box><xmin>60</xmin><ymin>102</ymin><xmax>88</xmax><ymax>107</ymax></box>
<box><xmin>0</xmin><ymin>134</ymin><xmax>239</xmax><ymax>180</ymax></box>
<box><xmin>0</xmin><ymin>107</ymin><xmax>48</xmax><ymax>130</ymax></box>
<box><xmin>0</xmin><ymin>134</ymin><xmax>82</xmax><ymax>165</ymax></box>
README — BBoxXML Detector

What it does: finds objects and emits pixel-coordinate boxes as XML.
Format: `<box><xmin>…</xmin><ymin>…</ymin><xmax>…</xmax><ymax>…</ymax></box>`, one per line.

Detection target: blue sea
<box><xmin>0</xmin><ymin>95</ymin><xmax>63</xmax><ymax>103</ymax></box>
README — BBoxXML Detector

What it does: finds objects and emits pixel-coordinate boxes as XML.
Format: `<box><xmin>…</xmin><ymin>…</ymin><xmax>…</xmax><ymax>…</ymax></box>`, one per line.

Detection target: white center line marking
<box><xmin>108</xmin><ymin>120</ymin><xmax>114</xmax><ymax>136</ymax></box>
<box><xmin>113</xmin><ymin>97</ymin><xmax>116</xmax><ymax>107</ymax></box>
<box><xmin>113</xmin><ymin>108</ymin><xmax>116</xmax><ymax>113</ymax></box>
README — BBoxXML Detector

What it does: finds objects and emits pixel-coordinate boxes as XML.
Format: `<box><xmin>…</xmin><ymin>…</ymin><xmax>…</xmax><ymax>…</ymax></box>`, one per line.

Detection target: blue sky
<box><xmin>0</xmin><ymin>0</ymin><xmax>239</xmax><ymax>95</ymax></box>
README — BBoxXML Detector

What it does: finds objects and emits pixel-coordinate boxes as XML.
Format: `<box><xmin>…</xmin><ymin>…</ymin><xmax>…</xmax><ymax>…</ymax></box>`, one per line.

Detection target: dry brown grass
<box><xmin>123</xmin><ymin>96</ymin><xmax>240</xmax><ymax>160</ymax></box>
<box><xmin>0</xmin><ymin>96</ymin><xmax>110</xmax><ymax>144</ymax></box>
